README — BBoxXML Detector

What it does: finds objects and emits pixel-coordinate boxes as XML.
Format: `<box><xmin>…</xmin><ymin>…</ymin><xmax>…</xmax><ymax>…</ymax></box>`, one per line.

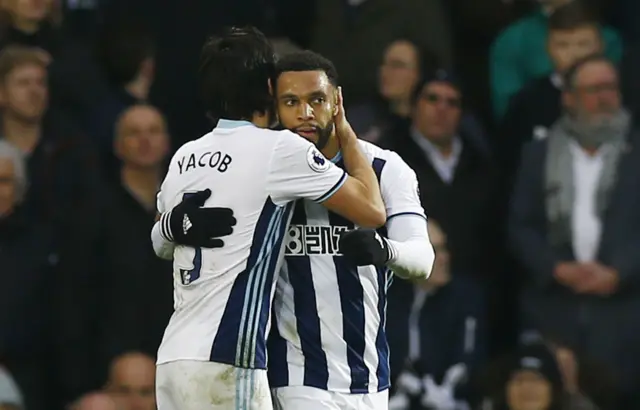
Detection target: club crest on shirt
<box><xmin>306</xmin><ymin>146</ymin><xmax>330</xmax><ymax>173</ymax></box>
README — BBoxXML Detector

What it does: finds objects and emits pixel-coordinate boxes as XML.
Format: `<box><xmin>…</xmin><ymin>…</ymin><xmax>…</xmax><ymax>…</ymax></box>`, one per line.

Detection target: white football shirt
<box><xmin>268</xmin><ymin>141</ymin><xmax>426</xmax><ymax>393</ymax></box>
<box><xmin>155</xmin><ymin>119</ymin><xmax>346</xmax><ymax>369</ymax></box>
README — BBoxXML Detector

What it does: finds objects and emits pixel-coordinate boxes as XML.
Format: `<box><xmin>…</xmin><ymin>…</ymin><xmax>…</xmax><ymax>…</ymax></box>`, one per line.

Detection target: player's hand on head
<box><xmin>333</xmin><ymin>86</ymin><xmax>356</xmax><ymax>146</ymax></box>
<box><xmin>338</xmin><ymin>229</ymin><xmax>392</xmax><ymax>266</ymax></box>
<box><xmin>163</xmin><ymin>189</ymin><xmax>237</xmax><ymax>248</ymax></box>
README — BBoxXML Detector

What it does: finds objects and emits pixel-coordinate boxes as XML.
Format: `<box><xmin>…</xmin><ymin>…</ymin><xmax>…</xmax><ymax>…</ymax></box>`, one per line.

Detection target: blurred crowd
<box><xmin>0</xmin><ymin>0</ymin><xmax>639</xmax><ymax>409</ymax></box>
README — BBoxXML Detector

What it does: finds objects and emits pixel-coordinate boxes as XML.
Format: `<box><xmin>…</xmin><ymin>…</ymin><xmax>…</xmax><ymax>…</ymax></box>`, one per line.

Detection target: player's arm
<box><xmin>323</xmin><ymin>86</ymin><xmax>385</xmax><ymax>227</ymax></box>
<box><xmin>339</xmin><ymin>154</ymin><xmax>434</xmax><ymax>279</ymax></box>
<box><xmin>267</xmin><ymin>130</ymin><xmax>384</xmax><ymax>228</ymax></box>
<box><xmin>151</xmin><ymin>181</ymin><xmax>176</xmax><ymax>260</ymax></box>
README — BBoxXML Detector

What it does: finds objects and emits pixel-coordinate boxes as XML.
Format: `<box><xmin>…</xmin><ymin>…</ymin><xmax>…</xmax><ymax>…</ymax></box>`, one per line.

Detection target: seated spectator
<box><xmin>490</xmin><ymin>0</ymin><xmax>622</xmax><ymax>119</ymax></box>
<box><xmin>0</xmin><ymin>140</ymin><xmax>55</xmax><ymax>410</ymax></box>
<box><xmin>508</xmin><ymin>54</ymin><xmax>640</xmax><ymax>406</ymax></box>
<box><xmin>54</xmin><ymin>104</ymin><xmax>173</xmax><ymax>405</ymax></box>
<box><xmin>309</xmin><ymin>0</ymin><xmax>453</xmax><ymax>104</ymax></box>
<box><xmin>70</xmin><ymin>392</ymin><xmax>118</xmax><ymax>410</ymax></box>
<box><xmin>498</xmin><ymin>1</ymin><xmax>604</xmax><ymax>178</ymax></box>
<box><xmin>0</xmin><ymin>45</ymin><xmax>100</xmax><ymax>227</ymax></box>
<box><xmin>0</xmin><ymin>367</ymin><xmax>22</xmax><ymax>410</ymax></box>
<box><xmin>387</xmin><ymin>220</ymin><xmax>486</xmax><ymax>410</ymax></box>
<box><xmin>483</xmin><ymin>343</ymin><xmax>566</xmax><ymax>410</ymax></box>
<box><xmin>88</xmin><ymin>18</ymin><xmax>156</xmax><ymax>178</ymax></box>
<box><xmin>0</xmin><ymin>0</ymin><xmax>62</xmax><ymax>54</ymax></box>
<box><xmin>381</xmin><ymin>71</ymin><xmax>500</xmax><ymax>280</ymax></box>
<box><xmin>105</xmin><ymin>352</ymin><xmax>155</xmax><ymax>410</ymax></box>
<box><xmin>348</xmin><ymin>38</ymin><xmax>434</xmax><ymax>142</ymax></box>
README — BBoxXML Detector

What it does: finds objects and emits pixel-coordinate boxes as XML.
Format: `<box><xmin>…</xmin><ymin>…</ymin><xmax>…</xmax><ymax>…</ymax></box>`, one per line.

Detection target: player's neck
<box><xmin>120</xmin><ymin>165</ymin><xmax>161</xmax><ymax>210</ymax></box>
<box><xmin>320</xmin><ymin>135</ymin><xmax>341</xmax><ymax>161</ymax></box>
<box><xmin>250</xmin><ymin>112</ymin><xmax>271</xmax><ymax>128</ymax></box>
<box><xmin>2</xmin><ymin>114</ymin><xmax>41</xmax><ymax>154</ymax></box>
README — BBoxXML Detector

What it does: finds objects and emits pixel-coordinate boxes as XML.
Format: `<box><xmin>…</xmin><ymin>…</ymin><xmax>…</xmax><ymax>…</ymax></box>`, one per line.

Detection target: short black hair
<box><xmin>563</xmin><ymin>53</ymin><xmax>614</xmax><ymax>90</ymax></box>
<box><xmin>548</xmin><ymin>1</ymin><xmax>600</xmax><ymax>31</ymax></box>
<box><xmin>96</xmin><ymin>17</ymin><xmax>155</xmax><ymax>86</ymax></box>
<box><xmin>274</xmin><ymin>50</ymin><xmax>338</xmax><ymax>87</ymax></box>
<box><xmin>199</xmin><ymin>26</ymin><xmax>276</xmax><ymax>121</ymax></box>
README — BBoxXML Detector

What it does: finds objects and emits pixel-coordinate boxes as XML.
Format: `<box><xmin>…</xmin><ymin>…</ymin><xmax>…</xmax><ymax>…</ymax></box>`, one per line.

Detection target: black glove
<box><xmin>338</xmin><ymin>229</ymin><xmax>393</xmax><ymax>266</ymax></box>
<box><xmin>159</xmin><ymin>189</ymin><xmax>236</xmax><ymax>248</ymax></box>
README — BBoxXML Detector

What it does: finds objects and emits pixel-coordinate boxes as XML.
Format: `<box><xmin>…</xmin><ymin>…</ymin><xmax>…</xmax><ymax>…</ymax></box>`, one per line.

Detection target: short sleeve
<box><xmin>266</xmin><ymin>130</ymin><xmax>347</xmax><ymax>206</ymax></box>
<box><xmin>381</xmin><ymin>152</ymin><xmax>426</xmax><ymax>220</ymax></box>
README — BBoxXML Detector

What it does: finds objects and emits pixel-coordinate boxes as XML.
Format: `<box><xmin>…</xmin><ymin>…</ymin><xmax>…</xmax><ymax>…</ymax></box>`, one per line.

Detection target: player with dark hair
<box><xmin>151</xmin><ymin>28</ymin><xmax>387</xmax><ymax>409</ymax></box>
<box><xmin>155</xmin><ymin>49</ymin><xmax>435</xmax><ymax>409</ymax></box>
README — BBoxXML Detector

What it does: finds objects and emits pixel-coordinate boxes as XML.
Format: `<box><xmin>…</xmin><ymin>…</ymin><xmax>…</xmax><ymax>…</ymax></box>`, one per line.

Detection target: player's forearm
<box><xmin>386</xmin><ymin>237</ymin><xmax>434</xmax><ymax>279</ymax></box>
<box><xmin>340</xmin><ymin>132</ymin><xmax>385</xmax><ymax>218</ymax></box>
<box><xmin>385</xmin><ymin>215</ymin><xmax>434</xmax><ymax>279</ymax></box>
<box><xmin>151</xmin><ymin>220</ymin><xmax>176</xmax><ymax>260</ymax></box>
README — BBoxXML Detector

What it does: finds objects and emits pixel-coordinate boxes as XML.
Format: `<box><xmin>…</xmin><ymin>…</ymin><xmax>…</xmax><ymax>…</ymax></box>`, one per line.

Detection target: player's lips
<box><xmin>294</xmin><ymin>126</ymin><xmax>319</xmax><ymax>139</ymax></box>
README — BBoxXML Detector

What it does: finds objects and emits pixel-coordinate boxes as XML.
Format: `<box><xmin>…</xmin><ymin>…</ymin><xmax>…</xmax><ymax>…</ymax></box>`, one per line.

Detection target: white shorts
<box><xmin>271</xmin><ymin>385</ymin><xmax>388</xmax><ymax>410</ymax></box>
<box><xmin>156</xmin><ymin>360</ymin><xmax>272</xmax><ymax>410</ymax></box>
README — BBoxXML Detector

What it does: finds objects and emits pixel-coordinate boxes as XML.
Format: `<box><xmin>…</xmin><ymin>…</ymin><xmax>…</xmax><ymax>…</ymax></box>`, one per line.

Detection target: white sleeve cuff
<box><xmin>151</xmin><ymin>220</ymin><xmax>175</xmax><ymax>260</ymax></box>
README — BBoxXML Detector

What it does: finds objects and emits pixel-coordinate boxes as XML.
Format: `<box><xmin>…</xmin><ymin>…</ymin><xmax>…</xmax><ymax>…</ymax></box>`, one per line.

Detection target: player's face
<box><xmin>0</xmin><ymin>158</ymin><xmax>17</xmax><ymax>216</ymax></box>
<box><xmin>115</xmin><ymin>106</ymin><xmax>169</xmax><ymax>169</ymax></box>
<box><xmin>379</xmin><ymin>40</ymin><xmax>420</xmax><ymax>101</ymax></box>
<box><xmin>276</xmin><ymin>70</ymin><xmax>337</xmax><ymax>149</ymax></box>
<box><xmin>548</xmin><ymin>27</ymin><xmax>602</xmax><ymax>73</ymax></box>
<box><xmin>413</xmin><ymin>81</ymin><xmax>461</xmax><ymax>145</ymax></box>
<box><xmin>0</xmin><ymin>63</ymin><xmax>48</xmax><ymax>123</ymax></box>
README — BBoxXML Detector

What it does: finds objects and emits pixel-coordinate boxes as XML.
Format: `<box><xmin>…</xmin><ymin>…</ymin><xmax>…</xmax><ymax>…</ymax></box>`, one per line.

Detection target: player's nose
<box><xmin>297</xmin><ymin>103</ymin><xmax>314</xmax><ymax>120</ymax></box>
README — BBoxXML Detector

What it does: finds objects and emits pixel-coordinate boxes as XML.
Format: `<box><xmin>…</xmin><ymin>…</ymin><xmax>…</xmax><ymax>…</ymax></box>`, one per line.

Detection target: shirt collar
<box><xmin>550</xmin><ymin>73</ymin><xmax>563</xmax><ymax>89</ymax></box>
<box><xmin>410</xmin><ymin>127</ymin><xmax>462</xmax><ymax>160</ymax></box>
<box><xmin>216</xmin><ymin>119</ymin><xmax>255</xmax><ymax>129</ymax></box>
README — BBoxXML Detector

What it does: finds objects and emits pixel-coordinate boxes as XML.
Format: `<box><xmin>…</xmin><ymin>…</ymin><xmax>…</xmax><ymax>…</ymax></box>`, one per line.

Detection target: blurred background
<box><xmin>0</xmin><ymin>0</ymin><xmax>639</xmax><ymax>409</ymax></box>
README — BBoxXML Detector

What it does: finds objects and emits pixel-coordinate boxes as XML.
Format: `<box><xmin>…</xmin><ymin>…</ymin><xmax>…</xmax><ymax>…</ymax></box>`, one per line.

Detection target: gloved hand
<box><xmin>160</xmin><ymin>189</ymin><xmax>236</xmax><ymax>248</ymax></box>
<box><xmin>338</xmin><ymin>229</ymin><xmax>394</xmax><ymax>266</ymax></box>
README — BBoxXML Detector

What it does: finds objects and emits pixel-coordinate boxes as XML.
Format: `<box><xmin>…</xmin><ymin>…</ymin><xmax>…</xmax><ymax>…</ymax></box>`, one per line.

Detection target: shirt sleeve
<box><xmin>381</xmin><ymin>152</ymin><xmax>426</xmax><ymax>221</ymax></box>
<box><xmin>266</xmin><ymin>130</ymin><xmax>347</xmax><ymax>206</ymax></box>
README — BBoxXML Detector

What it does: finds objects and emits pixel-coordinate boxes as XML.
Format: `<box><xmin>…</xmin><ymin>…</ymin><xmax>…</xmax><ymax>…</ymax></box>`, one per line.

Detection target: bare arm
<box><xmin>321</xmin><ymin>87</ymin><xmax>386</xmax><ymax>227</ymax></box>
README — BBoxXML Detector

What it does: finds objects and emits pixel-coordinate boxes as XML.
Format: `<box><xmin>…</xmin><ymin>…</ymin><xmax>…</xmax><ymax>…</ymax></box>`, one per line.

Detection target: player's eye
<box><xmin>284</xmin><ymin>100</ymin><xmax>297</xmax><ymax>106</ymax></box>
<box><xmin>312</xmin><ymin>97</ymin><xmax>325</xmax><ymax>104</ymax></box>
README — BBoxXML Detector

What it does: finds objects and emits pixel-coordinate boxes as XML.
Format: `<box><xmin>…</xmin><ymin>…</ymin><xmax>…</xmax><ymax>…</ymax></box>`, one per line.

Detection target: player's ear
<box><xmin>268</xmin><ymin>78</ymin><xmax>274</xmax><ymax>96</ymax></box>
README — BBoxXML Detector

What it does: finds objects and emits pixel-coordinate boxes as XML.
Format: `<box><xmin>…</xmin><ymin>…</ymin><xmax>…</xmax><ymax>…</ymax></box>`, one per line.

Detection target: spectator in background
<box><xmin>0</xmin><ymin>45</ymin><xmax>100</xmax><ymax>227</ymax></box>
<box><xmin>0</xmin><ymin>140</ymin><xmax>55</xmax><ymax>410</ymax></box>
<box><xmin>490</xmin><ymin>0</ymin><xmax>622</xmax><ymax>119</ymax></box>
<box><xmin>387</xmin><ymin>220</ymin><xmax>486</xmax><ymax>410</ymax></box>
<box><xmin>382</xmin><ymin>71</ymin><xmax>500</xmax><ymax>281</ymax></box>
<box><xmin>54</xmin><ymin>104</ymin><xmax>172</xmax><ymax>405</ymax></box>
<box><xmin>0</xmin><ymin>367</ymin><xmax>22</xmax><ymax>410</ymax></box>
<box><xmin>105</xmin><ymin>352</ymin><xmax>155</xmax><ymax>410</ymax></box>
<box><xmin>309</xmin><ymin>0</ymin><xmax>452</xmax><ymax>104</ymax></box>
<box><xmin>0</xmin><ymin>0</ymin><xmax>62</xmax><ymax>54</ymax></box>
<box><xmin>348</xmin><ymin>38</ymin><xmax>434</xmax><ymax>143</ymax></box>
<box><xmin>498</xmin><ymin>1</ymin><xmax>604</xmax><ymax>178</ymax></box>
<box><xmin>508</xmin><ymin>54</ymin><xmax>640</xmax><ymax>406</ymax></box>
<box><xmin>70</xmin><ymin>392</ymin><xmax>118</xmax><ymax>410</ymax></box>
<box><xmin>483</xmin><ymin>343</ymin><xmax>565</xmax><ymax>410</ymax></box>
<box><xmin>88</xmin><ymin>19</ymin><xmax>156</xmax><ymax>177</ymax></box>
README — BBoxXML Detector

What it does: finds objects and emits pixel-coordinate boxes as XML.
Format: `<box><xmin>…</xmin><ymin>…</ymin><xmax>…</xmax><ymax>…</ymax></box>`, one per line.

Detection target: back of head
<box><xmin>199</xmin><ymin>26</ymin><xmax>276</xmax><ymax>121</ymax></box>
<box><xmin>548</xmin><ymin>0</ymin><xmax>599</xmax><ymax>32</ymax></box>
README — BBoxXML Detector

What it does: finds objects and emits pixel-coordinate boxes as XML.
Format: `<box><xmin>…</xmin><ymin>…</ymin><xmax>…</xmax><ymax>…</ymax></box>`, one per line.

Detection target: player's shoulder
<box><xmin>357</xmin><ymin>140</ymin><xmax>415</xmax><ymax>176</ymax></box>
